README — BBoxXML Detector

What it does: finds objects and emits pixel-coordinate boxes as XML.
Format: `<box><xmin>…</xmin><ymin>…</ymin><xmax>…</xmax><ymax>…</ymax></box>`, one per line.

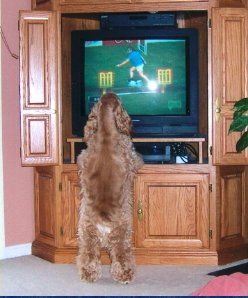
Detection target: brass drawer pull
<box><xmin>137</xmin><ymin>199</ymin><xmax>143</xmax><ymax>222</ymax></box>
<box><xmin>215</xmin><ymin>98</ymin><xmax>222</xmax><ymax>122</ymax></box>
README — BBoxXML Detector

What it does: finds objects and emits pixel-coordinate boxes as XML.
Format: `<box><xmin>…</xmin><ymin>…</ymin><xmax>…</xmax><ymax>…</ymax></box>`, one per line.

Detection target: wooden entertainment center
<box><xmin>20</xmin><ymin>0</ymin><xmax>248</xmax><ymax>264</ymax></box>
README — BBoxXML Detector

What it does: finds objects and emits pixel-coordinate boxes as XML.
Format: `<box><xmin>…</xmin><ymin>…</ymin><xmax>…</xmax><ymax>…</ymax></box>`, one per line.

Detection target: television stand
<box><xmin>66</xmin><ymin>137</ymin><xmax>205</xmax><ymax>164</ymax></box>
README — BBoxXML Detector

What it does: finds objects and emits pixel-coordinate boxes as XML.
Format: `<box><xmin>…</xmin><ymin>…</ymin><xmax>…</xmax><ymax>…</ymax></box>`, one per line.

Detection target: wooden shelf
<box><xmin>66</xmin><ymin>137</ymin><xmax>206</xmax><ymax>164</ymax></box>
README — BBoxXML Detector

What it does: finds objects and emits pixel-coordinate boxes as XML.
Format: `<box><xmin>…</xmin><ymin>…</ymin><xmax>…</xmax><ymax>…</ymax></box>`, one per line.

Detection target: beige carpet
<box><xmin>1</xmin><ymin>255</ymin><xmax>247</xmax><ymax>296</ymax></box>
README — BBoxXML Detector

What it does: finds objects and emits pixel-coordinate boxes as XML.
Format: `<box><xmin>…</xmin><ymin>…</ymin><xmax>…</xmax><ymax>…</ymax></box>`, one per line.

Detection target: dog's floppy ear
<box><xmin>84</xmin><ymin>101</ymin><xmax>101</xmax><ymax>142</ymax></box>
<box><xmin>114</xmin><ymin>103</ymin><xmax>132</xmax><ymax>136</ymax></box>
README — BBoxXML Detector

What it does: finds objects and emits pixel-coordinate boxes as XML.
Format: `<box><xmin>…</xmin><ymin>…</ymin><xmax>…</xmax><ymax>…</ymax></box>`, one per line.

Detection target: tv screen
<box><xmin>71</xmin><ymin>28</ymin><xmax>199</xmax><ymax>137</ymax></box>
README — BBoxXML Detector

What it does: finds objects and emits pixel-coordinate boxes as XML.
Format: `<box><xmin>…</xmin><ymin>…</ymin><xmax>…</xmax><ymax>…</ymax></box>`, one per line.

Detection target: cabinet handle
<box><xmin>215</xmin><ymin>98</ymin><xmax>221</xmax><ymax>122</ymax></box>
<box><xmin>137</xmin><ymin>199</ymin><xmax>143</xmax><ymax>222</ymax></box>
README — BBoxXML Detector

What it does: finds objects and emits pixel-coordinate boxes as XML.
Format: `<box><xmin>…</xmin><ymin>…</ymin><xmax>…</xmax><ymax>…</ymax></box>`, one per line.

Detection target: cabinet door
<box><xmin>212</xmin><ymin>8</ymin><xmax>248</xmax><ymax>165</ymax></box>
<box><xmin>134</xmin><ymin>173</ymin><xmax>210</xmax><ymax>250</ymax></box>
<box><xmin>60</xmin><ymin>171</ymin><xmax>80</xmax><ymax>247</ymax></box>
<box><xmin>34</xmin><ymin>167</ymin><xmax>56</xmax><ymax>246</ymax></box>
<box><xmin>20</xmin><ymin>12</ymin><xmax>61</xmax><ymax>165</ymax></box>
<box><xmin>219</xmin><ymin>166</ymin><xmax>248</xmax><ymax>250</ymax></box>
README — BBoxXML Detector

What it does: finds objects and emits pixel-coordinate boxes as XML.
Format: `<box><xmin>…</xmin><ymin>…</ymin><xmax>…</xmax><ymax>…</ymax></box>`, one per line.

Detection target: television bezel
<box><xmin>71</xmin><ymin>28</ymin><xmax>199</xmax><ymax>137</ymax></box>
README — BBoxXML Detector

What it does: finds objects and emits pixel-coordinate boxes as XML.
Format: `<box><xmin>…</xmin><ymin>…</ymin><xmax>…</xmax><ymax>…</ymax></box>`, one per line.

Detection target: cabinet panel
<box><xmin>220</xmin><ymin>167</ymin><xmax>247</xmax><ymax>249</ymax></box>
<box><xmin>135</xmin><ymin>173</ymin><xmax>210</xmax><ymax>250</ymax></box>
<box><xmin>223</xmin><ymin>116</ymin><xmax>243</xmax><ymax>155</ymax></box>
<box><xmin>61</xmin><ymin>171</ymin><xmax>80</xmax><ymax>247</ymax></box>
<box><xmin>148</xmin><ymin>186</ymin><xmax>196</xmax><ymax>236</ymax></box>
<box><xmin>27</xmin><ymin>22</ymin><xmax>48</xmax><ymax>105</ymax></box>
<box><xmin>223</xmin><ymin>18</ymin><xmax>244</xmax><ymax>104</ymax></box>
<box><xmin>24</xmin><ymin>116</ymin><xmax>52</xmax><ymax>157</ymax></box>
<box><xmin>35</xmin><ymin>167</ymin><xmax>55</xmax><ymax>246</ymax></box>
<box><xmin>20</xmin><ymin>11</ymin><xmax>61</xmax><ymax>165</ymax></box>
<box><xmin>212</xmin><ymin>8</ymin><xmax>248</xmax><ymax>164</ymax></box>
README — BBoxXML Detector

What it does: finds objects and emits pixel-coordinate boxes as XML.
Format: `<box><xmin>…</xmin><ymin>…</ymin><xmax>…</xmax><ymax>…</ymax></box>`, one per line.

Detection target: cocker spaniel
<box><xmin>77</xmin><ymin>92</ymin><xmax>143</xmax><ymax>284</ymax></box>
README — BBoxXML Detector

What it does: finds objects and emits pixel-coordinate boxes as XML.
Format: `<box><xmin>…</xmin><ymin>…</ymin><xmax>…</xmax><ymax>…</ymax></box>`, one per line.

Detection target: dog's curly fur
<box><xmin>77</xmin><ymin>93</ymin><xmax>143</xmax><ymax>284</ymax></box>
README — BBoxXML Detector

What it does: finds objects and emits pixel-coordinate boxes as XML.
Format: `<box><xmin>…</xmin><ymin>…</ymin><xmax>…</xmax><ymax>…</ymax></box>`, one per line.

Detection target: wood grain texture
<box><xmin>138</xmin><ymin>164</ymin><xmax>212</xmax><ymax>174</ymax></box>
<box><xmin>212</xmin><ymin>8</ymin><xmax>248</xmax><ymax>164</ymax></box>
<box><xmin>33</xmin><ymin>163</ymin><xmax>248</xmax><ymax>264</ymax></box>
<box><xmin>28</xmin><ymin>22</ymin><xmax>47</xmax><ymax>105</ymax></box>
<box><xmin>66</xmin><ymin>137</ymin><xmax>206</xmax><ymax>164</ymax></box>
<box><xmin>218</xmin><ymin>244</ymin><xmax>248</xmax><ymax>264</ymax></box>
<box><xmin>218</xmin><ymin>0</ymin><xmax>248</xmax><ymax>7</ymax></box>
<box><xmin>183</xmin><ymin>12</ymin><xmax>209</xmax><ymax>160</ymax></box>
<box><xmin>20</xmin><ymin>11</ymin><xmax>61</xmax><ymax>165</ymax></box>
<box><xmin>32</xmin><ymin>240</ymin><xmax>219</xmax><ymax>265</ymax></box>
<box><xmin>148</xmin><ymin>186</ymin><xmax>196</xmax><ymax>236</ymax></box>
<box><xmin>58</xmin><ymin>2</ymin><xmax>209</xmax><ymax>13</ymax></box>
<box><xmin>60</xmin><ymin>171</ymin><xmax>80</xmax><ymax>248</ymax></box>
<box><xmin>35</xmin><ymin>167</ymin><xmax>56</xmax><ymax>246</ymax></box>
<box><xmin>219</xmin><ymin>166</ymin><xmax>247</xmax><ymax>249</ymax></box>
<box><xmin>28</xmin><ymin>2</ymin><xmax>248</xmax><ymax>266</ymax></box>
<box><xmin>221</xmin><ymin>173</ymin><xmax>242</xmax><ymax>238</ymax></box>
<box><xmin>134</xmin><ymin>173</ymin><xmax>210</xmax><ymax>249</ymax></box>
<box><xmin>32</xmin><ymin>0</ymin><xmax>54</xmax><ymax>10</ymax></box>
<box><xmin>223</xmin><ymin>117</ymin><xmax>243</xmax><ymax>154</ymax></box>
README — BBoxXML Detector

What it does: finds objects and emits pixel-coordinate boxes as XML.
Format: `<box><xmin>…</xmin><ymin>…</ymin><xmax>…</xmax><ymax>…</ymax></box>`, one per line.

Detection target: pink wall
<box><xmin>1</xmin><ymin>0</ymin><xmax>34</xmax><ymax>246</ymax></box>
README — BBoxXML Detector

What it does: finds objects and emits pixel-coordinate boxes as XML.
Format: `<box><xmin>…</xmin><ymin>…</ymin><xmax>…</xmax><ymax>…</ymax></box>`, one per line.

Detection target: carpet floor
<box><xmin>1</xmin><ymin>256</ymin><xmax>248</xmax><ymax>296</ymax></box>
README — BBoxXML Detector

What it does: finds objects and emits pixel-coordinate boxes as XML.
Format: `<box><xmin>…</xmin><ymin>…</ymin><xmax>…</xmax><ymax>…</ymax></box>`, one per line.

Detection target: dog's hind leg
<box><xmin>108</xmin><ymin>224</ymin><xmax>135</xmax><ymax>284</ymax></box>
<box><xmin>77</xmin><ymin>223</ymin><xmax>102</xmax><ymax>282</ymax></box>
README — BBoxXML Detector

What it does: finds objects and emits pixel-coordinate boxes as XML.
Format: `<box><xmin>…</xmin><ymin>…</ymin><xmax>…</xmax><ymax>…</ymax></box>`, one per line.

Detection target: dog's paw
<box><xmin>79</xmin><ymin>264</ymin><xmax>102</xmax><ymax>283</ymax></box>
<box><xmin>110</xmin><ymin>262</ymin><xmax>135</xmax><ymax>284</ymax></box>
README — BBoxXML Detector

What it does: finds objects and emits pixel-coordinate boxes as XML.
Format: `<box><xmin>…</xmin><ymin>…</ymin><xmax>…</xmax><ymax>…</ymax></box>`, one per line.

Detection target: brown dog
<box><xmin>77</xmin><ymin>93</ymin><xmax>143</xmax><ymax>284</ymax></box>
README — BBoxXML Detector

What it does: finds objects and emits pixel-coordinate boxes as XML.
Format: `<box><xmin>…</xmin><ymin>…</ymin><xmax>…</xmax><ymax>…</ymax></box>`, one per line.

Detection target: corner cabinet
<box><xmin>20</xmin><ymin>1</ymin><xmax>248</xmax><ymax>265</ymax></box>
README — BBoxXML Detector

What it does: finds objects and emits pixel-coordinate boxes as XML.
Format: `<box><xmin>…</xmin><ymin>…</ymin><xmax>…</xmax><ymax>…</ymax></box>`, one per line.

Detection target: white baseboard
<box><xmin>0</xmin><ymin>243</ymin><xmax>32</xmax><ymax>260</ymax></box>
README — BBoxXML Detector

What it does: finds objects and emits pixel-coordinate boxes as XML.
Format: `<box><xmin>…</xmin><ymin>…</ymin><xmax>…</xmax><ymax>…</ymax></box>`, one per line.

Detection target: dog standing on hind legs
<box><xmin>77</xmin><ymin>93</ymin><xmax>143</xmax><ymax>284</ymax></box>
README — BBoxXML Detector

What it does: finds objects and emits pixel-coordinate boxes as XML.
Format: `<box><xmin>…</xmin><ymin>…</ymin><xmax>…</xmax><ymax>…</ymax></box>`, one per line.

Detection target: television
<box><xmin>71</xmin><ymin>28</ymin><xmax>199</xmax><ymax>137</ymax></box>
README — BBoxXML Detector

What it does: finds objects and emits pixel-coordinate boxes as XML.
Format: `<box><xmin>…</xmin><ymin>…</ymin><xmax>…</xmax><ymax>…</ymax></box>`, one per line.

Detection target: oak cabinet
<box><xmin>34</xmin><ymin>166</ymin><xmax>57</xmax><ymax>247</ymax></box>
<box><xmin>19</xmin><ymin>11</ymin><xmax>61</xmax><ymax>166</ymax></box>
<box><xmin>212</xmin><ymin>8</ymin><xmax>248</xmax><ymax>164</ymax></box>
<box><xmin>32</xmin><ymin>164</ymin><xmax>248</xmax><ymax>264</ymax></box>
<box><xmin>21</xmin><ymin>0</ymin><xmax>248</xmax><ymax>265</ymax></box>
<box><xmin>217</xmin><ymin>166</ymin><xmax>248</xmax><ymax>263</ymax></box>
<box><xmin>20</xmin><ymin>8</ymin><xmax>248</xmax><ymax>167</ymax></box>
<box><xmin>33</xmin><ymin>165</ymin><xmax>219</xmax><ymax>264</ymax></box>
<box><xmin>134</xmin><ymin>173</ymin><xmax>210</xmax><ymax>250</ymax></box>
<box><xmin>60</xmin><ymin>170</ymin><xmax>80</xmax><ymax>248</ymax></box>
